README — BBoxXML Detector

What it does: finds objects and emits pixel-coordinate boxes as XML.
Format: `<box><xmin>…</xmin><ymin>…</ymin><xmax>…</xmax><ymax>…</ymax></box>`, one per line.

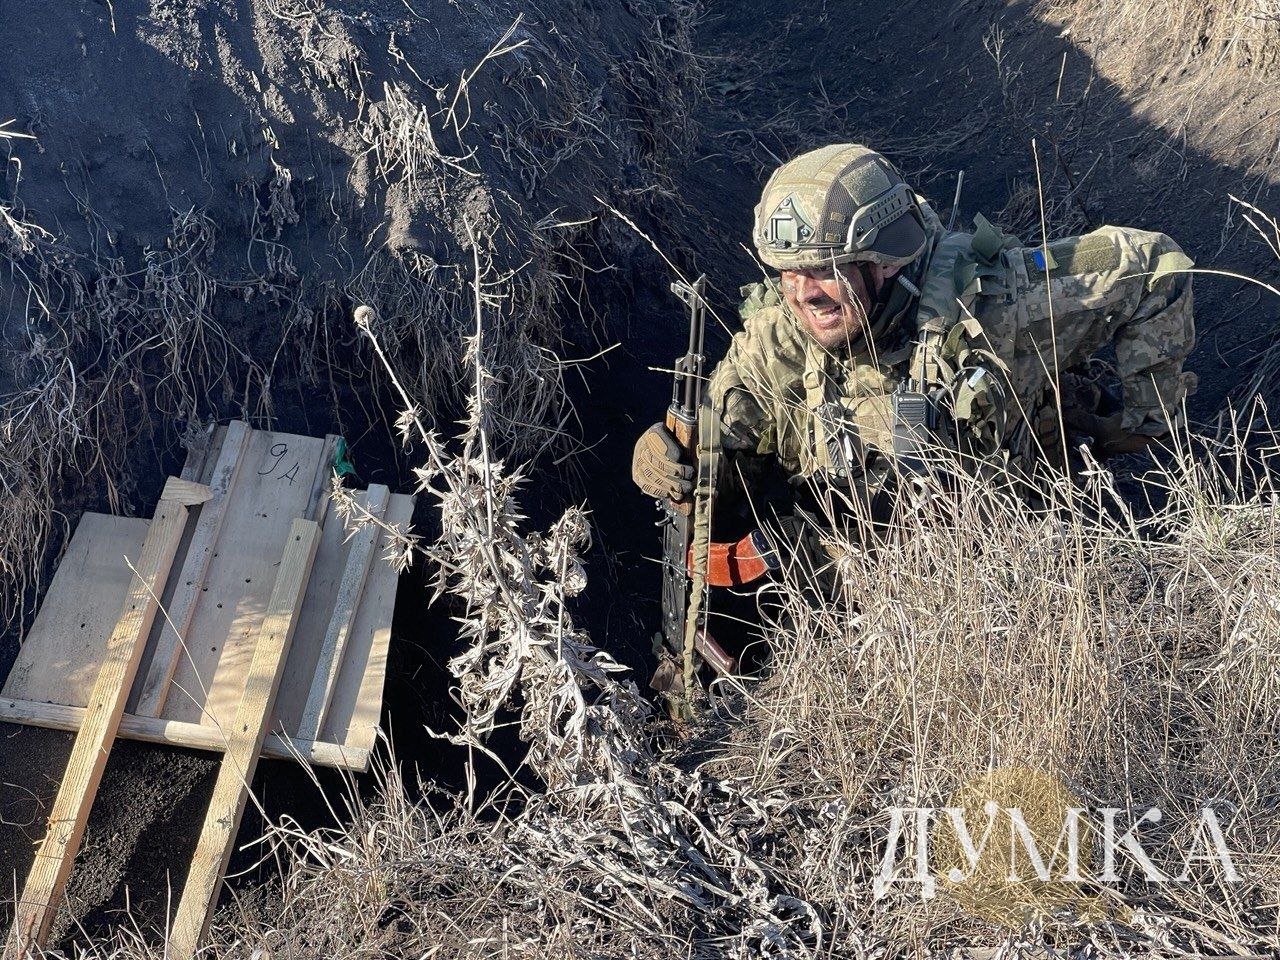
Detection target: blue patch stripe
<box><xmin>1032</xmin><ymin>249</ymin><xmax>1047</xmax><ymax>271</ymax></box>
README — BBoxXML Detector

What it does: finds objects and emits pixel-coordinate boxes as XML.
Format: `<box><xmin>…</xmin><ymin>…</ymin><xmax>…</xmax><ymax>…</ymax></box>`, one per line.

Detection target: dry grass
<box><xmin>1037</xmin><ymin>0</ymin><xmax>1280</xmax><ymax>179</ymax></box>
<box><xmin>75</xmin><ymin>401</ymin><xmax>1272</xmax><ymax>960</ymax></box>
<box><xmin>1045</xmin><ymin>0</ymin><xmax>1280</xmax><ymax>75</ymax></box>
<box><xmin>0</xmin><ymin>194</ymin><xmax>279</xmax><ymax>629</ymax></box>
<box><xmin>698</xmin><ymin>420</ymin><xmax>1280</xmax><ymax>955</ymax></box>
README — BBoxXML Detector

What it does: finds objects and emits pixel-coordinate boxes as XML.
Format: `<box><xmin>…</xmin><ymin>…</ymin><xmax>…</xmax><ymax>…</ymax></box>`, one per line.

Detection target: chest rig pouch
<box><xmin>906</xmin><ymin>214</ymin><xmax>1020</xmax><ymax>465</ymax></box>
<box><xmin>804</xmin><ymin>344</ymin><xmax>907</xmax><ymax>484</ymax></box>
<box><xmin>802</xmin><ymin>214</ymin><xmax>1020</xmax><ymax>484</ymax></box>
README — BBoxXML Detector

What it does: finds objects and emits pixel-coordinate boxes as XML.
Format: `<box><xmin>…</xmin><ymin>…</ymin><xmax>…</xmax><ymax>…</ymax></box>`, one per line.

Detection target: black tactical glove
<box><xmin>632</xmin><ymin>423</ymin><xmax>694</xmax><ymax>502</ymax></box>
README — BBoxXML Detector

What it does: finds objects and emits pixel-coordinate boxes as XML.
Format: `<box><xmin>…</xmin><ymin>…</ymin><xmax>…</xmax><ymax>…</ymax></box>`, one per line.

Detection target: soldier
<box><xmin>631</xmin><ymin>143</ymin><xmax>1196</xmax><ymax>691</ymax></box>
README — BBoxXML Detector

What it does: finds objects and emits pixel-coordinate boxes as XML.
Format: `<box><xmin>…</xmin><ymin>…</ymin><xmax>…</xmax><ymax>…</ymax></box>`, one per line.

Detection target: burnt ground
<box><xmin>3</xmin><ymin>0</ymin><xmax>1280</xmax><ymax>950</ymax></box>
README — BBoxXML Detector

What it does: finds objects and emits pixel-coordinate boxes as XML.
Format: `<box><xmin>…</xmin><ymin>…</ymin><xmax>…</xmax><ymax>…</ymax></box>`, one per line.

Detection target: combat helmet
<box><xmin>753</xmin><ymin>144</ymin><xmax>928</xmax><ymax>271</ymax></box>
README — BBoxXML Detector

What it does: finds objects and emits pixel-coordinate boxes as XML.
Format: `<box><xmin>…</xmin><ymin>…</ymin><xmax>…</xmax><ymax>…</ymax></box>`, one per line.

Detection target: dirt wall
<box><xmin>0</xmin><ymin>0</ymin><xmax>699</xmax><ymax>627</ymax></box>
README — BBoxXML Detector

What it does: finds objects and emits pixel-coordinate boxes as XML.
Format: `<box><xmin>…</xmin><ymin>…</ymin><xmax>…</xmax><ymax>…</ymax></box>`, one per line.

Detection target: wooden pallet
<box><xmin>1</xmin><ymin>422</ymin><xmax>414</xmax><ymax>958</ymax></box>
<box><xmin>0</xmin><ymin>423</ymin><xmax>411</xmax><ymax>770</ymax></box>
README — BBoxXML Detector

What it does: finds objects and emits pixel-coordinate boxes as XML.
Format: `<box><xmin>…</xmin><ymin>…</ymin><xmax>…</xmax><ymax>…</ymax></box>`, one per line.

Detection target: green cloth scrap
<box><xmin>333</xmin><ymin>436</ymin><xmax>357</xmax><ymax>478</ymax></box>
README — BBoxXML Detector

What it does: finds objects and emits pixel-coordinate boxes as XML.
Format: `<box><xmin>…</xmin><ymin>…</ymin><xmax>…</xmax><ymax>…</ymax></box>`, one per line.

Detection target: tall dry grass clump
<box><xmin>702</xmin><ymin>424</ymin><xmax>1280</xmax><ymax>955</ymax></box>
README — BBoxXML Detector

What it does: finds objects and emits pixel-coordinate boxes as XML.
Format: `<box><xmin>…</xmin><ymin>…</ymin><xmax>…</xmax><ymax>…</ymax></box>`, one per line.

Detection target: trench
<box><xmin>2</xmin><ymin>0</ymin><xmax>1278</xmax><ymax>950</ymax></box>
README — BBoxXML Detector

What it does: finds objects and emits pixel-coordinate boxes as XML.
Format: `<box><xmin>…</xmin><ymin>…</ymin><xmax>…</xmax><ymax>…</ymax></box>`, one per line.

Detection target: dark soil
<box><xmin>2</xmin><ymin>0</ymin><xmax>1278</xmax><ymax>951</ymax></box>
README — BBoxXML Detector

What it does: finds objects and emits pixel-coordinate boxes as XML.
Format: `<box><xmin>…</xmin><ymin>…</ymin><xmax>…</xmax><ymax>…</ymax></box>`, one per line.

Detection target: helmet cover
<box><xmin>753</xmin><ymin>143</ymin><xmax>928</xmax><ymax>271</ymax></box>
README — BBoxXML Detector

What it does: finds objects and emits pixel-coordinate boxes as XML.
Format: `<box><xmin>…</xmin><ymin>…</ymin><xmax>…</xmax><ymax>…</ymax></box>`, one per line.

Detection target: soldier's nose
<box><xmin>794</xmin><ymin>273</ymin><xmax>822</xmax><ymax>302</ymax></box>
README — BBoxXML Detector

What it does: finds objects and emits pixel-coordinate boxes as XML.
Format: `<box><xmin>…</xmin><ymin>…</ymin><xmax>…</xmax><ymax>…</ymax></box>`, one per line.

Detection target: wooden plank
<box><xmin>2</xmin><ymin>515</ymin><xmax>149</xmax><ymax>706</ymax></box>
<box><xmin>305</xmin><ymin>433</ymin><xmax>340</xmax><ymax>523</ymax></box>
<box><xmin>296</xmin><ymin>485</ymin><xmax>389</xmax><ymax>741</ymax></box>
<box><xmin>179</xmin><ymin>422</ymin><xmax>217</xmax><ymax>482</ymax></box>
<box><xmin>160</xmin><ymin>477</ymin><xmax>216</xmax><ymax>507</ymax></box>
<box><xmin>163</xmin><ymin>430</ymin><xmax>325</xmax><ymax>730</ymax></box>
<box><xmin>322</xmin><ymin>493</ymin><xmax>414</xmax><ymax>753</ymax></box>
<box><xmin>272</xmin><ymin>490</ymin><xmax>374</xmax><ymax>739</ymax></box>
<box><xmin>6</xmin><ymin>493</ymin><xmax>191</xmax><ymax>956</ymax></box>
<box><xmin>194</xmin><ymin>425</ymin><xmax>229</xmax><ymax>485</ymax></box>
<box><xmin>133</xmin><ymin>422</ymin><xmax>250</xmax><ymax>717</ymax></box>
<box><xmin>169</xmin><ymin>519</ymin><xmax>320</xmax><ymax>960</ymax></box>
<box><xmin>0</xmin><ymin>697</ymin><xmax>370</xmax><ymax>771</ymax></box>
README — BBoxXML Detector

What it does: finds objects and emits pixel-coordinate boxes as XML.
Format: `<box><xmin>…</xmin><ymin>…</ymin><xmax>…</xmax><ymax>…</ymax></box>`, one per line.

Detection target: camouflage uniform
<box><xmin>707</xmin><ymin>199</ymin><xmax>1196</xmax><ymax>489</ymax></box>
<box><xmin>633</xmin><ymin>142</ymin><xmax>1195</xmax><ymax>697</ymax></box>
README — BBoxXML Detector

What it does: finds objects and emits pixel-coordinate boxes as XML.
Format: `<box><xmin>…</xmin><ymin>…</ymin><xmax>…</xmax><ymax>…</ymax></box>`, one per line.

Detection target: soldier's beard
<box><xmin>795</xmin><ymin>293</ymin><xmax>874</xmax><ymax>352</ymax></box>
<box><xmin>781</xmin><ymin>261</ymin><xmax>878</xmax><ymax>351</ymax></box>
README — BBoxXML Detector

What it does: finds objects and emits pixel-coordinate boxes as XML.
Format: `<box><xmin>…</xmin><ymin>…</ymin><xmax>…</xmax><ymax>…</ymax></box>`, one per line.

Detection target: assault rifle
<box><xmin>654</xmin><ymin>276</ymin><xmax>736</xmax><ymax>688</ymax></box>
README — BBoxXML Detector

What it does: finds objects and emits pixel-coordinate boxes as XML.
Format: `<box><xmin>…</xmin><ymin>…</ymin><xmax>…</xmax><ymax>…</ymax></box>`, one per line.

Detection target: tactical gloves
<box><xmin>632</xmin><ymin>423</ymin><xmax>693</xmax><ymax>502</ymax></box>
<box><xmin>1068</xmin><ymin>410</ymin><xmax>1167</xmax><ymax>458</ymax></box>
<box><xmin>1060</xmin><ymin>370</ymin><xmax>1165</xmax><ymax>459</ymax></box>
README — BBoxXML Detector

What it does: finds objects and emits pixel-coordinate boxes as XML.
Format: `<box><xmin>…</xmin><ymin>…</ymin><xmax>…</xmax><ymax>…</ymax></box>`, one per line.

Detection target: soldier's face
<box><xmin>780</xmin><ymin>262</ymin><xmax>874</xmax><ymax>351</ymax></box>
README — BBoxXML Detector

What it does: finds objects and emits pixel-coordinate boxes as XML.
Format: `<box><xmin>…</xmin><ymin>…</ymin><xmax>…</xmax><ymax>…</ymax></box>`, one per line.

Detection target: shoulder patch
<box><xmin>1024</xmin><ymin>234</ymin><xmax>1121</xmax><ymax>278</ymax></box>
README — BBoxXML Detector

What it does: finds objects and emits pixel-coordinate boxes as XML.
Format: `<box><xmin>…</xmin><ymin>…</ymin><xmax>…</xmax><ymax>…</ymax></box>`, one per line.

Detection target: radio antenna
<box><xmin>947</xmin><ymin>170</ymin><xmax>965</xmax><ymax>232</ymax></box>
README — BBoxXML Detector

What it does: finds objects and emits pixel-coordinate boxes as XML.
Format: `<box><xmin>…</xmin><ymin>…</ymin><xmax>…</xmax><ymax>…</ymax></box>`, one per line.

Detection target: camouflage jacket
<box><xmin>706</xmin><ymin>207</ymin><xmax>1196</xmax><ymax>487</ymax></box>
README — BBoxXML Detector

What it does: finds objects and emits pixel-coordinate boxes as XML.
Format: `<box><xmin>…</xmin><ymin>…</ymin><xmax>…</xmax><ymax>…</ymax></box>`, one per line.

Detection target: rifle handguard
<box><xmin>664</xmin><ymin>407</ymin><xmax>697</xmax><ymax>451</ymax></box>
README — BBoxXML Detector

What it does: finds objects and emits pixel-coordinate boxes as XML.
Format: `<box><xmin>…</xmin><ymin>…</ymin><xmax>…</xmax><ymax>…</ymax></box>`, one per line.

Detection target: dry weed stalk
<box><xmin>306</xmin><ymin>230</ymin><xmax>822</xmax><ymax>957</ymax></box>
